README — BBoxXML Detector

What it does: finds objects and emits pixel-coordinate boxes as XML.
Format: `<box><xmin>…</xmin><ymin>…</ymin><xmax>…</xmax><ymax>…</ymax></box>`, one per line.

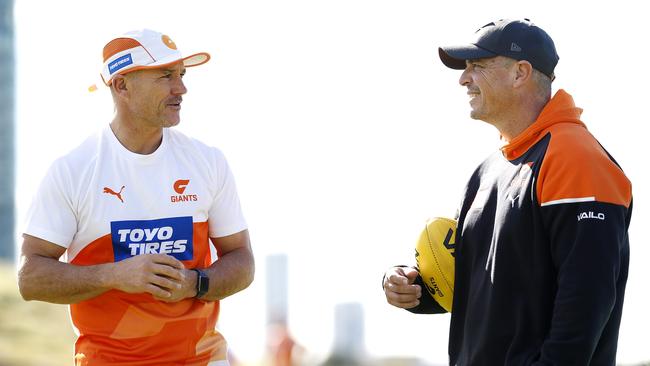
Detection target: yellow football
<box><xmin>414</xmin><ymin>217</ymin><xmax>457</xmax><ymax>312</ymax></box>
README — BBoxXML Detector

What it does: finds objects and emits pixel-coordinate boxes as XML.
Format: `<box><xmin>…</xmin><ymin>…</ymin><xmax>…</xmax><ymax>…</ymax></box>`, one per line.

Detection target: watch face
<box><xmin>199</xmin><ymin>275</ymin><xmax>209</xmax><ymax>291</ymax></box>
<box><xmin>195</xmin><ymin>269</ymin><xmax>209</xmax><ymax>298</ymax></box>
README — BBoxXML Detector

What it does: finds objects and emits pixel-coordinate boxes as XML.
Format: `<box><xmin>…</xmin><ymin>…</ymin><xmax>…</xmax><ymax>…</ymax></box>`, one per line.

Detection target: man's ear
<box><xmin>513</xmin><ymin>60</ymin><xmax>533</xmax><ymax>88</ymax></box>
<box><xmin>111</xmin><ymin>75</ymin><xmax>129</xmax><ymax>98</ymax></box>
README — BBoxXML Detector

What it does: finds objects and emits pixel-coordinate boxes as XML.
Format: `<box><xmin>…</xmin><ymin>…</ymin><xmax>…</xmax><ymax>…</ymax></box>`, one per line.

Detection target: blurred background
<box><xmin>1</xmin><ymin>0</ymin><xmax>649</xmax><ymax>365</ymax></box>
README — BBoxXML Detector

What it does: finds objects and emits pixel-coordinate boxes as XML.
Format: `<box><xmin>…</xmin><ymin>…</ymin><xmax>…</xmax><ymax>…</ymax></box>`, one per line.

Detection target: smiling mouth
<box><xmin>467</xmin><ymin>91</ymin><xmax>480</xmax><ymax>102</ymax></box>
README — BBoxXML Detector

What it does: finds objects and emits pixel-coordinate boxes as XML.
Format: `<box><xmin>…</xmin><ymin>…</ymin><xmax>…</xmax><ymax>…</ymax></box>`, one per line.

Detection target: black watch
<box><xmin>192</xmin><ymin>269</ymin><xmax>209</xmax><ymax>299</ymax></box>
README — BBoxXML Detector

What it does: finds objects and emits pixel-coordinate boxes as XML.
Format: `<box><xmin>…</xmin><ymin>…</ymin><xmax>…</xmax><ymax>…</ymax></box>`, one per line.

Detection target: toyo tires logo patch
<box><xmin>108</xmin><ymin>54</ymin><xmax>133</xmax><ymax>75</ymax></box>
<box><xmin>110</xmin><ymin>216</ymin><xmax>193</xmax><ymax>261</ymax></box>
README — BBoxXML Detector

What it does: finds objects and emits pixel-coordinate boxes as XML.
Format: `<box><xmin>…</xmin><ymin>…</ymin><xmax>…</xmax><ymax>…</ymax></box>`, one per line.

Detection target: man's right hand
<box><xmin>111</xmin><ymin>254</ymin><xmax>185</xmax><ymax>299</ymax></box>
<box><xmin>383</xmin><ymin>266</ymin><xmax>422</xmax><ymax>309</ymax></box>
<box><xmin>19</xmin><ymin>235</ymin><xmax>190</xmax><ymax>304</ymax></box>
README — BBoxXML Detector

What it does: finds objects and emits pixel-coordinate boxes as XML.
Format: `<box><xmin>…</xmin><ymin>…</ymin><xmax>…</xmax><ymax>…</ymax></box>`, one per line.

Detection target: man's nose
<box><xmin>172</xmin><ymin>77</ymin><xmax>187</xmax><ymax>95</ymax></box>
<box><xmin>459</xmin><ymin>67</ymin><xmax>471</xmax><ymax>86</ymax></box>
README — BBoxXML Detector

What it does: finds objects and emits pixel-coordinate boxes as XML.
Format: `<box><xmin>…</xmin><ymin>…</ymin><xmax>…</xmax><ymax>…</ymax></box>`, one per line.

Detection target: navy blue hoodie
<box><xmin>409</xmin><ymin>90</ymin><xmax>632</xmax><ymax>366</ymax></box>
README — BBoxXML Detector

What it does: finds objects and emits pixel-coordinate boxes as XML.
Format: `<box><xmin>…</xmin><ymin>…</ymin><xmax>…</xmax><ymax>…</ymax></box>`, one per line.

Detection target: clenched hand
<box><xmin>383</xmin><ymin>266</ymin><xmax>422</xmax><ymax>309</ymax></box>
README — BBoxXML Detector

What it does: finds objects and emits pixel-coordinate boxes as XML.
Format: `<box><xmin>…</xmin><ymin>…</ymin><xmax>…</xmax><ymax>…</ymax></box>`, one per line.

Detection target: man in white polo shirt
<box><xmin>18</xmin><ymin>29</ymin><xmax>254</xmax><ymax>366</ymax></box>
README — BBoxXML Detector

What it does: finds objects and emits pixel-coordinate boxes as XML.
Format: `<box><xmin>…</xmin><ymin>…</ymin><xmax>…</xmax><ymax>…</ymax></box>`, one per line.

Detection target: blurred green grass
<box><xmin>0</xmin><ymin>261</ymin><xmax>77</xmax><ymax>366</ymax></box>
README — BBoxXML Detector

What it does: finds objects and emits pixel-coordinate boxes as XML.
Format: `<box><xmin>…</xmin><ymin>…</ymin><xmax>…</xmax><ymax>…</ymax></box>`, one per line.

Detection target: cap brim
<box><xmin>148</xmin><ymin>51</ymin><xmax>211</xmax><ymax>68</ymax></box>
<box><xmin>438</xmin><ymin>45</ymin><xmax>497</xmax><ymax>70</ymax></box>
<box><xmin>182</xmin><ymin>52</ymin><xmax>211</xmax><ymax>67</ymax></box>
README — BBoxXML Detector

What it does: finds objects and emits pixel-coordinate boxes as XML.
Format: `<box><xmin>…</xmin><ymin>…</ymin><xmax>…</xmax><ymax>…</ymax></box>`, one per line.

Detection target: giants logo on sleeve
<box><xmin>110</xmin><ymin>216</ymin><xmax>194</xmax><ymax>261</ymax></box>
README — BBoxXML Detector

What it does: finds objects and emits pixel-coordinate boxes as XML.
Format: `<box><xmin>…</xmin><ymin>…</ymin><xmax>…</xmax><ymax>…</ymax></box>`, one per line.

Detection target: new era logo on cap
<box><xmin>510</xmin><ymin>43</ymin><xmax>522</xmax><ymax>52</ymax></box>
<box><xmin>100</xmin><ymin>29</ymin><xmax>211</xmax><ymax>86</ymax></box>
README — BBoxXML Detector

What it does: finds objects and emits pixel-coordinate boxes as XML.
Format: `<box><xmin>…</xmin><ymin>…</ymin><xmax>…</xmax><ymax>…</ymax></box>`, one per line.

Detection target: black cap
<box><xmin>438</xmin><ymin>19</ymin><xmax>559</xmax><ymax>78</ymax></box>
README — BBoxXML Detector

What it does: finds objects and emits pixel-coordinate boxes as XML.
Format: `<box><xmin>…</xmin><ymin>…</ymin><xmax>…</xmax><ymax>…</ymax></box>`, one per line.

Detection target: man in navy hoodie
<box><xmin>383</xmin><ymin>19</ymin><xmax>632</xmax><ymax>365</ymax></box>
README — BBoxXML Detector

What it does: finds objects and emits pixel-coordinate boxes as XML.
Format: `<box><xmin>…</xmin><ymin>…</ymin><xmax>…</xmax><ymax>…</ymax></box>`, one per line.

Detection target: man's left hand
<box><xmin>154</xmin><ymin>268</ymin><xmax>197</xmax><ymax>302</ymax></box>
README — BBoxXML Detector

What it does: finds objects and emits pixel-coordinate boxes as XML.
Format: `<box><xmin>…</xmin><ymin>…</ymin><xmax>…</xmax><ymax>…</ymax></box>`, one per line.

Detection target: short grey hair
<box><xmin>531</xmin><ymin>68</ymin><xmax>552</xmax><ymax>100</ymax></box>
<box><xmin>494</xmin><ymin>56</ymin><xmax>552</xmax><ymax>100</ymax></box>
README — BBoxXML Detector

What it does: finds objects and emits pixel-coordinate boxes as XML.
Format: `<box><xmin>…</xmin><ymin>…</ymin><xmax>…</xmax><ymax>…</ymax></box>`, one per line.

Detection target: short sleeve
<box><xmin>207</xmin><ymin>151</ymin><xmax>247</xmax><ymax>238</ymax></box>
<box><xmin>23</xmin><ymin>160</ymin><xmax>78</xmax><ymax>248</ymax></box>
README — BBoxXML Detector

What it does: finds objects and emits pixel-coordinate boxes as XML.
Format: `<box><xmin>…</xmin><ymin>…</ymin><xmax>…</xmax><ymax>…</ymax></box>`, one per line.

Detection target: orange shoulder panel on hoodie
<box><xmin>533</xmin><ymin>91</ymin><xmax>631</xmax><ymax>208</ymax></box>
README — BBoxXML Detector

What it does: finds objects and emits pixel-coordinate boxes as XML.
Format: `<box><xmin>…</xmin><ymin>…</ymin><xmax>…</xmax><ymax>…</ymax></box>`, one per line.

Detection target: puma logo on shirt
<box><xmin>103</xmin><ymin>186</ymin><xmax>125</xmax><ymax>203</ymax></box>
